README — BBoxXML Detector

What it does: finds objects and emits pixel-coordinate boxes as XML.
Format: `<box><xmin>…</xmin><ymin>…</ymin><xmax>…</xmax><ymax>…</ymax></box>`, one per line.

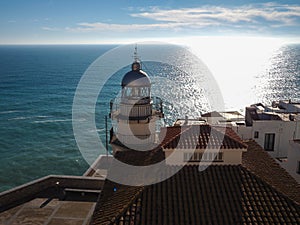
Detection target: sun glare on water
<box><xmin>174</xmin><ymin>36</ymin><xmax>286</xmax><ymax>110</ymax></box>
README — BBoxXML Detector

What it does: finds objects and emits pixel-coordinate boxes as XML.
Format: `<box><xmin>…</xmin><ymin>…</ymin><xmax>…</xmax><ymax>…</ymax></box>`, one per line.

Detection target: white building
<box><xmin>279</xmin><ymin>140</ymin><xmax>300</xmax><ymax>183</ymax></box>
<box><xmin>200</xmin><ymin>100</ymin><xmax>300</xmax><ymax>183</ymax></box>
<box><xmin>241</xmin><ymin>102</ymin><xmax>300</xmax><ymax>158</ymax></box>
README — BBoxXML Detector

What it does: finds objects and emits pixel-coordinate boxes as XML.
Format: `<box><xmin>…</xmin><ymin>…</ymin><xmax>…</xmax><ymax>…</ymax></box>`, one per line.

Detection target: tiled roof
<box><xmin>91</xmin><ymin>179</ymin><xmax>143</xmax><ymax>225</ymax></box>
<box><xmin>139</xmin><ymin>166</ymin><xmax>300</xmax><ymax>225</ymax></box>
<box><xmin>242</xmin><ymin>140</ymin><xmax>300</xmax><ymax>203</ymax></box>
<box><xmin>160</xmin><ymin>125</ymin><xmax>247</xmax><ymax>150</ymax></box>
<box><xmin>159</xmin><ymin>126</ymin><xmax>189</xmax><ymax>147</ymax></box>
<box><xmin>90</xmin><ymin>149</ymin><xmax>165</xmax><ymax>225</ymax></box>
<box><xmin>90</xmin><ymin>133</ymin><xmax>300</xmax><ymax>225</ymax></box>
<box><xmin>91</xmin><ymin>165</ymin><xmax>300</xmax><ymax>225</ymax></box>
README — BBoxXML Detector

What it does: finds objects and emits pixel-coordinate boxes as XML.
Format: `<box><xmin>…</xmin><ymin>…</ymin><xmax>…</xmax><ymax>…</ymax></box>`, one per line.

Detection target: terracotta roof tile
<box><xmin>159</xmin><ymin>126</ymin><xmax>189</xmax><ymax>147</ymax></box>
<box><xmin>160</xmin><ymin>125</ymin><xmax>247</xmax><ymax>150</ymax></box>
<box><xmin>90</xmin><ymin>149</ymin><xmax>165</xmax><ymax>225</ymax></box>
<box><xmin>91</xmin><ymin>179</ymin><xmax>143</xmax><ymax>225</ymax></box>
<box><xmin>90</xmin><ymin>134</ymin><xmax>300</xmax><ymax>225</ymax></box>
<box><xmin>91</xmin><ymin>165</ymin><xmax>300</xmax><ymax>225</ymax></box>
<box><xmin>242</xmin><ymin>140</ymin><xmax>300</xmax><ymax>203</ymax></box>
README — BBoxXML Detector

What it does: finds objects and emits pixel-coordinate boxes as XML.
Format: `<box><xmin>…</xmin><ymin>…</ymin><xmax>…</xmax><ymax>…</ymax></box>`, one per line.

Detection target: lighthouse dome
<box><xmin>121</xmin><ymin>62</ymin><xmax>151</xmax><ymax>87</ymax></box>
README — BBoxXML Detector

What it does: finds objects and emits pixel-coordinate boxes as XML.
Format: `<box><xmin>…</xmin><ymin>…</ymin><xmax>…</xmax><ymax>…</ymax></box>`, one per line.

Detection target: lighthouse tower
<box><xmin>110</xmin><ymin>47</ymin><xmax>163</xmax><ymax>153</ymax></box>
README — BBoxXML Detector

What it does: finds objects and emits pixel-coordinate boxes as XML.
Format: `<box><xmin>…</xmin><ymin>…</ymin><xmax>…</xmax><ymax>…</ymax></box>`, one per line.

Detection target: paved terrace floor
<box><xmin>0</xmin><ymin>198</ymin><xmax>95</xmax><ymax>225</ymax></box>
<box><xmin>0</xmin><ymin>155</ymin><xmax>112</xmax><ymax>225</ymax></box>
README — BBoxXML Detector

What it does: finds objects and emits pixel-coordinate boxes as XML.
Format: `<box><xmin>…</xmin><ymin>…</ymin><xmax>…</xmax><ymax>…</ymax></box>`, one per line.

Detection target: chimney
<box><xmin>184</xmin><ymin>115</ymin><xmax>188</xmax><ymax>125</ymax></box>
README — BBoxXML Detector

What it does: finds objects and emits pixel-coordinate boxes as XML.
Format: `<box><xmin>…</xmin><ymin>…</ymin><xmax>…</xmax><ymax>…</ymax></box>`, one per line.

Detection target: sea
<box><xmin>0</xmin><ymin>44</ymin><xmax>299</xmax><ymax>192</ymax></box>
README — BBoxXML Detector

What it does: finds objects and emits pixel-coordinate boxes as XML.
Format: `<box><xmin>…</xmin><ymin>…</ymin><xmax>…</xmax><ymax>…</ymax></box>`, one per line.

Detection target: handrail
<box><xmin>0</xmin><ymin>175</ymin><xmax>105</xmax><ymax>213</ymax></box>
<box><xmin>110</xmin><ymin>96</ymin><xmax>163</xmax><ymax>113</ymax></box>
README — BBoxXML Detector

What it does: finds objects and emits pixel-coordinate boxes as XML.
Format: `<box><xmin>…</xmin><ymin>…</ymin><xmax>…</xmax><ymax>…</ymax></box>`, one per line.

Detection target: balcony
<box><xmin>110</xmin><ymin>96</ymin><xmax>163</xmax><ymax>121</ymax></box>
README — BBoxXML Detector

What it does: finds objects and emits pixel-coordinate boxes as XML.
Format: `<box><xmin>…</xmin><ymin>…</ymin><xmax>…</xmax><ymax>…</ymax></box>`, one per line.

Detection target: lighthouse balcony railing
<box><xmin>110</xmin><ymin>96</ymin><xmax>163</xmax><ymax>119</ymax></box>
<box><xmin>120</xmin><ymin>104</ymin><xmax>152</xmax><ymax>119</ymax></box>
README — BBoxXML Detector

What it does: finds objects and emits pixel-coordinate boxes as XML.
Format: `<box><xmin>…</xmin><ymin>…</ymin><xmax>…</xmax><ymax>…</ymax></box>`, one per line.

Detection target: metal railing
<box><xmin>110</xmin><ymin>96</ymin><xmax>163</xmax><ymax>120</ymax></box>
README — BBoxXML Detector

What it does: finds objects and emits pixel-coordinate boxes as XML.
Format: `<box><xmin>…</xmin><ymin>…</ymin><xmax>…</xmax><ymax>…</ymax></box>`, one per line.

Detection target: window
<box><xmin>264</xmin><ymin>133</ymin><xmax>275</xmax><ymax>151</ymax></box>
<box><xmin>215</xmin><ymin>152</ymin><xmax>223</xmax><ymax>161</ymax></box>
<box><xmin>184</xmin><ymin>152</ymin><xmax>203</xmax><ymax>162</ymax></box>
<box><xmin>132</xmin><ymin>87</ymin><xmax>139</xmax><ymax>96</ymax></box>
<box><xmin>254</xmin><ymin>131</ymin><xmax>259</xmax><ymax>139</ymax></box>
<box><xmin>183</xmin><ymin>152</ymin><xmax>223</xmax><ymax>162</ymax></box>
<box><xmin>183</xmin><ymin>153</ymin><xmax>192</xmax><ymax>162</ymax></box>
<box><xmin>297</xmin><ymin>161</ymin><xmax>300</xmax><ymax>174</ymax></box>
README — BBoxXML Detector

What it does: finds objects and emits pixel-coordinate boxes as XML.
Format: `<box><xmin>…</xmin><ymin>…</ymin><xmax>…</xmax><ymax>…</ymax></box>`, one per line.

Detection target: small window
<box><xmin>191</xmin><ymin>153</ymin><xmax>197</xmax><ymax>161</ymax></box>
<box><xmin>264</xmin><ymin>133</ymin><xmax>275</xmax><ymax>151</ymax></box>
<box><xmin>254</xmin><ymin>131</ymin><xmax>259</xmax><ymax>139</ymax></box>
<box><xmin>216</xmin><ymin>152</ymin><xmax>223</xmax><ymax>161</ymax></box>
<box><xmin>184</xmin><ymin>152</ymin><xmax>223</xmax><ymax>162</ymax></box>
<box><xmin>184</xmin><ymin>153</ymin><xmax>192</xmax><ymax>162</ymax></box>
<box><xmin>297</xmin><ymin>161</ymin><xmax>300</xmax><ymax>174</ymax></box>
<box><xmin>191</xmin><ymin>152</ymin><xmax>202</xmax><ymax>162</ymax></box>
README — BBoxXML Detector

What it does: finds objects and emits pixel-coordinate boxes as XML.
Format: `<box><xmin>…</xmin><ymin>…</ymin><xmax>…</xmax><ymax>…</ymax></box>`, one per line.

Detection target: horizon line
<box><xmin>1</xmin><ymin>36</ymin><xmax>300</xmax><ymax>46</ymax></box>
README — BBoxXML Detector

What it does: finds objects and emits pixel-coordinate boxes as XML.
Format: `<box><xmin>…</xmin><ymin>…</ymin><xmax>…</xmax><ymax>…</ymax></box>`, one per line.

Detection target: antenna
<box><xmin>133</xmin><ymin>44</ymin><xmax>139</xmax><ymax>62</ymax></box>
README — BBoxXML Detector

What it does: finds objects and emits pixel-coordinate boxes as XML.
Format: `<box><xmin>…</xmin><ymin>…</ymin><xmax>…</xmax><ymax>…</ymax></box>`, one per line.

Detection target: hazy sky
<box><xmin>0</xmin><ymin>0</ymin><xmax>299</xmax><ymax>44</ymax></box>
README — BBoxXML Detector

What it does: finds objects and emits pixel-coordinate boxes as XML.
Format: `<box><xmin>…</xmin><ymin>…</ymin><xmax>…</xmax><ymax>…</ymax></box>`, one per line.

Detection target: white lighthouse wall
<box><xmin>117</xmin><ymin>119</ymin><xmax>156</xmax><ymax>135</ymax></box>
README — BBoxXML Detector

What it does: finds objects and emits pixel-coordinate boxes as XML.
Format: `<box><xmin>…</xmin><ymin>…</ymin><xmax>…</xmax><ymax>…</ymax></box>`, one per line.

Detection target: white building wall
<box><xmin>279</xmin><ymin>141</ymin><xmax>300</xmax><ymax>184</ymax></box>
<box><xmin>234</xmin><ymin>120</ymin><xmax>300</xmax><ymax>158</ymax></box>
<box><xmin>251</xmin><ymin>120</ymin><xmax>299</xmax><ymax>158</ymax></box>
<box><xmin>252</xmin><ymin>120</ymin><xmax>285</xmax><ymax>158</ymax></box>
<box><xmin>232</xmin><ymin>126</ymin><xmax>252</xmax><ymax>140</ymax></box>
<box><xmin>294</xmin><ymin>119</ymin><xmax>300</xmax><ymax>140</ymax></box>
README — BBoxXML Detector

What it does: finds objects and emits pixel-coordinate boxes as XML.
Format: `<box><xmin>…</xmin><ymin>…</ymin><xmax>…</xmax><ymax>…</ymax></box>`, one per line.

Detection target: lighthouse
<box><xmin>110</xmin><ymin>46</ymin><xmax>163</xmax><ymax>153</ymax></box>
